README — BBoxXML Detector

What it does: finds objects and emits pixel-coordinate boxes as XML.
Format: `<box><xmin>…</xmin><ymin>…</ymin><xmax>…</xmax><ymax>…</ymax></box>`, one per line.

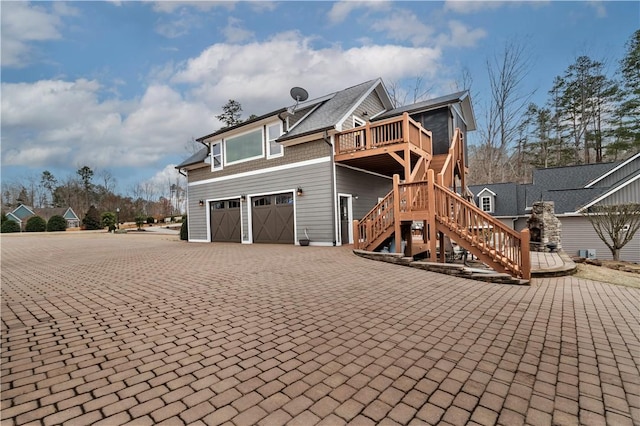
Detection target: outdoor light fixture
<box><xmin>199</xmin><ymin>200</ymin><xmax>204</xmax><ymax>206</ymax></box>
<box><xmin>354</xmin><ymin>194</ymin><xmax>359</xmax><ymax>200</ymax></box>
<box><xmin>297</xmin><ymin>187</ymin><xmax>303</xmax><ymax>196</ymax></box>
<box><xmin>116</xmin><ymin>207</ymin><xmax>120</xmax><ymax>230</ymax></box>
<box><xmin>240</xmin><ymin>194</ymin><xmax>246</xmax><ymax>201</ymax></box>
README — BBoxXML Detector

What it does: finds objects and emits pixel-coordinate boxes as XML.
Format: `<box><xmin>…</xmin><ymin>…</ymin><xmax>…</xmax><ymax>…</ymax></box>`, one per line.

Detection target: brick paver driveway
<box><xmin>2</xmin><ymin>232</ymin><xmax>638</xmax><ymax>425</ymax></box>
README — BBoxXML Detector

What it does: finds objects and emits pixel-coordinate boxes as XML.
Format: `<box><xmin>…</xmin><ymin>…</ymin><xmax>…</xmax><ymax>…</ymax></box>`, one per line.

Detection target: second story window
<box><xmin>267</xmin><ymin>123</ymin><xmax>283</xmax><ymax>158</ymax></box>
<box><xmin>211</xmin><ymin>142</ymin><xmax>222</xmax><ymax>171</ymax></box>
<box><xmin>225</xmin><ymin>128</ymin><xmax>264</xmax><ymax>165</ymax></box>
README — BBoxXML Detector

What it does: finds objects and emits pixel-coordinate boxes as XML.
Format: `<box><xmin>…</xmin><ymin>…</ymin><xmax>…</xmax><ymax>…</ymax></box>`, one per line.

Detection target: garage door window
<box><xmin>254</xmin><ymin>197</ymin><xmax>271</xmax><ymax>206</ymax></box>
<box><xmin>212</xmin><ymin>201</ymin><xmax>225</xmax><ymax>209</ymax></box>
<box><xmin>276</xmin><ymin>194</ymin><xmax>293</xmax><ymax>205</ymax></box>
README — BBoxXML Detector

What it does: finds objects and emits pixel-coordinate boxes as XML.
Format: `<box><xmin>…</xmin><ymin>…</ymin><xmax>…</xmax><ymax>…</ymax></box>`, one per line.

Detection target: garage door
<box><xmin>210</xmin><ymin>199</ymin><xmax>241</xmax><ymax>242</ymax></box>
<box><xmin>252</xmin><ymin>193</ymin><xmax>294</xmax><ymax>244</ymax></box>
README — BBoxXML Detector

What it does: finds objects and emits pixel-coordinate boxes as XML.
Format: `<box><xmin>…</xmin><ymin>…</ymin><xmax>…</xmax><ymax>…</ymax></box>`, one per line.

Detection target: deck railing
<box><xmin>354</xmin><ymin>190</ymin><xmax>395</xmax><ymax>249</ymax></box>
<box><xmin>437</xmin><ymin>129</ymin><xmax>462</xmax><ymax>189</ymax></box>
<box><xmin>432</xmin><ymin>183</ymin><xmax>530</xmax><ymax>279</ymax></box>
<box><xmin>336</xmin><ymin>113</ymin><xmax>432</xmax><ymax>156</ymax></box>
<box><xmin>354</xmin><ymin>173</ymin><xmax>531</xmax><ymax>279</ymax></box>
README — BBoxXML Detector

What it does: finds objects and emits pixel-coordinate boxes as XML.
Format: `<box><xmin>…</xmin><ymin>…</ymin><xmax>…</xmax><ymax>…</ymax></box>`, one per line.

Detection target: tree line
<box><xmin>1</xmin><ymin>166</ymin><xmax>186</xmax><ymax>224</ymax></box>
<box><xmin>467</xmin><ymin>30</ymin><xmax>639</xmax><ymax>184</ymax></box>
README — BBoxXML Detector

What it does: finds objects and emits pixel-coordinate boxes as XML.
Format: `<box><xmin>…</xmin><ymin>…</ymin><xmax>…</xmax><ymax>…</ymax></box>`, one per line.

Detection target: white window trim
<box><xmin>353</xmin><ymin>116</ymin><xmax>365</xmax><ymax>127</ymax></box>
<box><xmin>210</xmin><ymin>141</ymin><xmax>223</xmax><ymax>172</ymax></box>
<box><xmin>480</xmin><ymin>195</ymin><xmax>493</xmax><ymax>213</ymax></box>
<box><xmin>266</xmin><ymin>121</ymin><xmax>284</xmax><ymax>159</ymax></box>
<box><xmin>223</xmin><ymin>127</ymin><xmax>265</xmax><ymax>166</ymax></box>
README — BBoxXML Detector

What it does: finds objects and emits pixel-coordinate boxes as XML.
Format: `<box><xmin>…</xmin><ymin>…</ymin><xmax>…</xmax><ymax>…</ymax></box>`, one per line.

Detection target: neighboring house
<box><xmin>469</xmin><ymin>152</ymin><xmax>640</xmax><ymax>262</ymax></box>
<box><xmin>177</xmin><ymin>78</ymin><xmax>533</xmax><ymax>278</ymax></box>
<box><xmin>5</xmin><ymin>205</ymin><xmax>80</xmax><ymax>231</ymax></box>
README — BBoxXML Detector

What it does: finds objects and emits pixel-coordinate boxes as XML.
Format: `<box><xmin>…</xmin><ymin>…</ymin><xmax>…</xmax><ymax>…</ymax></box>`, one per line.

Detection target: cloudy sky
<box><xmin>1</xmin><ymin>1</ymin><xmax>637</xmax><ymax>195</ymax></box>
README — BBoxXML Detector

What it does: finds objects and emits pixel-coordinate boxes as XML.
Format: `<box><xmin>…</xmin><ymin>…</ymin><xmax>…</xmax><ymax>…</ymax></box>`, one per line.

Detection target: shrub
<box><xmin>1</xmin><ymin>213</ymin><xmax>7</xmax><ymax>224</ymax></box>
<box><xmin>135</xmin><ymin>214</ymin><xmax>145</xmax><ymax>230</ymax></box>
<box><xmin>83</xmin><ymin>206</ymin><xmax>102</xmax><ymax>230</ymax></box>
<box><xmin>47</xmin><ymin>215</ymin><xmax>67</xmax><ymax>232</ymax></box>
<box><xmin>25</xmin><ymin>216</ymin><xmax>47</xmax><ymax>232</ymax></box>
<box><xmin>1</xmin><ymin>220</ymin><xmax>20</xmax><ymax>233</ymax></box>
<box><xmin>101</xmin><ymin>212</ymin><xmax>117</xmax><ymax>232</ymax></box>
<box><xmin>147</xmin><ymin>216</ymin><xmax>155</xmax><ymax>224</ymax></box>
<box><xmin>180</xmin><ymin>216</ymin><xmax>188</xmax><ymax>240</ymax></box>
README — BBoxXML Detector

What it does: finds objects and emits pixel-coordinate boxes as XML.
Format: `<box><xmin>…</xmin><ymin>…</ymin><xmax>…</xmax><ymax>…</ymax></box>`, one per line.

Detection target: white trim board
<box><xmin>576</xmin><ymin>173</ymin><xmax>640</xmax><ymax>213</ymax></box>
<box><xmin>189</xmin><ymin>156</ymin><xmax>331</xmax><ymax>187</ymax></box>
<box><xmin>585</xmin><ymin>152</ymin><xmax>639</xmax><ymax>188</ymax></box>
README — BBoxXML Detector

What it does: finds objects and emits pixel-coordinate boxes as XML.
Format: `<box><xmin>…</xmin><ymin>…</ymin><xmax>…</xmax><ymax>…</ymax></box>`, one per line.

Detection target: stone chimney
<box><xmin>528</xmin><ymin>201</ymin><xmax>562</xmax><ymax>252</ymax></box>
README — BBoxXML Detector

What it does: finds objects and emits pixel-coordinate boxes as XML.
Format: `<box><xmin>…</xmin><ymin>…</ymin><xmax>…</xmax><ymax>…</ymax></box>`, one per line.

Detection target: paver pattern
<box><xmin>1</xmin><ymin>232</ymin><xmax>639</xmax><ymax>425</ymax></box>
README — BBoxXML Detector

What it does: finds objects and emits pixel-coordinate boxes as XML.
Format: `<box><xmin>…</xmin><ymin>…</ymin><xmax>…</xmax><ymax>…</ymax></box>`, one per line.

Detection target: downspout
<box><xmin>323</xmin><ymin>130</ymin><xmax>337</xmax><ymax>246</ymax></box>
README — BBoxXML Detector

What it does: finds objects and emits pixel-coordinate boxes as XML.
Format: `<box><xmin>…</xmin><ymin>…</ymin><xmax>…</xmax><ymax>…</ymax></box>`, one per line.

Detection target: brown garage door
<box><xmin>252</xmin><ymin>193</ymin><xmax>294</xmax><ymax>244</ymax></box>
<box><xmin>210</xmin><ymin>199</ymin><xmax>241</xmax><ymax>242</ymax></box>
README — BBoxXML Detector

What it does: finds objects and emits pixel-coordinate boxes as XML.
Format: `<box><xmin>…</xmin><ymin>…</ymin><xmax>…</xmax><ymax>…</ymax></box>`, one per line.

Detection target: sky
<box><xmin>1</xmin><ymin>1</ymin><xmax>638</xmax><ymax>196</ymax></box>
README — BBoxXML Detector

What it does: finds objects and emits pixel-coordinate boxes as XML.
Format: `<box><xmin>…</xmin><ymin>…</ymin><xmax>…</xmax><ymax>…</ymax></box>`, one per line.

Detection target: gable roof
<box><xmin>10</xmin><ymin>204</ymin><xmax>35</xmax><ymax>219</ymax></box>
<box><xmin>470</xmin><ymin>155</ymin><xmax>639</xmax><ymax>216</ymax></box>
<box><xmin>278</xmin><ymin>78</ymin><xmax>392</xmax><ymax>142</ymax></box>
<box><xmin>176</xmin><ymin>147</ymin><xmax>209</xmax><ymax>169</ymax></box>
<box><xmin>374</xmin><ymin>90</ymin><xmax>476</xmax><ymax>131</ymax></box>
<box><xmin>32</xmin><ymin>207</ymin><xmax>79</xmax><ymax>221</ymax></box>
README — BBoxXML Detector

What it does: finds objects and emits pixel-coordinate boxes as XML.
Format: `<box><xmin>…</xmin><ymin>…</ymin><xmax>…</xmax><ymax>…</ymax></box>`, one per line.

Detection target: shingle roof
<box><xmin>176</xmin><ymin>147</ymin><xmax>208</xmax><ymax>169</ymax></box>
<box><xmin>470</xmin><ymin>159</ymin><xmax>633</xmax><ymax>216</ymax></box>
<box><xmin>532</xmin><ymin>161</ymin><xmax>622</xmax><ymax>190</ymax></box>
<box><xmin>277</xmin><ymin>79</ymin><xmax>381</xmax><ymax>142</ymax></box>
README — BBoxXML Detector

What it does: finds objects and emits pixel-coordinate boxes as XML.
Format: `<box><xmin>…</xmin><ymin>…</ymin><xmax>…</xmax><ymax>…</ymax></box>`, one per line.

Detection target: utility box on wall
<box><xmin>579</xmin><ymin>249</ymin><xmax>597</xmax><ymax>259</ymax></box>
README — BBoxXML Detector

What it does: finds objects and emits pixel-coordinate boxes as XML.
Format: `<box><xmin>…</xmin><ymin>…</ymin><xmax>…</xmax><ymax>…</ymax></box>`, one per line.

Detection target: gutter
<box><xmin>324</xmin><ymin>130</ymin><xmax>337</xmax><ymax>246</ymax></box>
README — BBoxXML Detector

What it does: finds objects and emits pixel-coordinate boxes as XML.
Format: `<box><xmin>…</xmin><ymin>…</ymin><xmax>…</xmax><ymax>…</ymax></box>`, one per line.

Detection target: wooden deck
<box><xmin>338</xmin><ymin>116</ymin><xmax>531</xmax><ymax>280</ymax></box>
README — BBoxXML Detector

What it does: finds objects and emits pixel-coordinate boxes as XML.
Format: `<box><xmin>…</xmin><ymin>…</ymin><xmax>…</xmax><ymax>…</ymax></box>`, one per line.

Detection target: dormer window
<box><xmin>481</xmin><ymin>196</ymin><xmax>493</xmax><ymax>212</ymax></box>
<box><xmin>476</xmin><ymin>188</ymin><xmax>496</xmax><ymax>213</ymax></box>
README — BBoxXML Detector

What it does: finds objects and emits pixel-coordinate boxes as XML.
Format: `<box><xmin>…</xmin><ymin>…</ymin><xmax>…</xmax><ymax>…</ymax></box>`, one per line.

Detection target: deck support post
<box><xmin>353</xmin><ymin>220</ymin><xmax>360</xmax><ymax>250</ymax></box>
<box><xmin>521</xmin><ymin>228</ymin><xmax>531</xmax><ymax>280</ymax></box>
<box><xmin>439</xmin><ymin>232</ymin><xmax>445</xmax><ymax>263</ymax></box>
<box><xmin>393</xmin><ymin>174</ymin><xmax>402</xmax><ymax>255</ymax></box>
<box><xmin>427</xmin><ymin>169</ymin><xmax>437</xmax><ymax>262</ymax></box>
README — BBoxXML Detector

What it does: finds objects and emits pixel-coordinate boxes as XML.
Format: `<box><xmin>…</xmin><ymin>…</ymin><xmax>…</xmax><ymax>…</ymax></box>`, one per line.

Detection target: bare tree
<box><xmin>386</xmin><ymin>75</ymin><xmax>433</xmax><ymax>108</ymax></box>
<box><xmin>584</xmin><ymin>203</ymin><xmax>640</xmax><ymax>261</ymax></box>
<box><xmin>469</xmin><ymin>40</ymin><xmax>535</xmax><ymax>184</ymax></box>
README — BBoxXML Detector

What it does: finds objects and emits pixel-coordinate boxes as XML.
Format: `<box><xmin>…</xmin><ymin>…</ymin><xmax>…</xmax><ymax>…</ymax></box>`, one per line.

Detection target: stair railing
<box><xmin>432</xmin><ymin>183</ymin><xmax>531</xmax><ymax>279</ymax></box>
<box><xmin>353</xmin><ymin>190</ymin><xmax>395</xmax><ymax>250</ymax></box>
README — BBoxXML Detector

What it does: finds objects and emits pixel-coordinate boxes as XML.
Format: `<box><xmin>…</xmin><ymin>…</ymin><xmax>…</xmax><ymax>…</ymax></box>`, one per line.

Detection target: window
<box><xmin>211</xmin><ymin>142</ymin><xmax>222</xmax><ymax>171</ymax></box>
<box><xmin>225</xmin><ymin>129</ymin><xmax>263</xmax><ymax>164</ymax></box>
<box><xmin>254</xmin><ymin>197</ymin><xmax>271</xmax><ymax>207</ymax></box>
<box><xmin>267</xmin><ymin>123</ymin><xmax>283</xmax><ymax>158</ymax></box>
<box><xmin>212</xmin><ymin>201</ymin><xmax>225</xmax><ymax>209</ymax></box>
<box><xmin>228</xmin><ymin>200</ymin><xmax>240</xmax><ymax>208</ymax></box>
<box><xmin>480</xmin><ymin>196</ymin><xmax>493</xmax><ymax>213</ymax></box>
<box><xmin>276</xmin><ymin>194</ymin><xmax>293</xmax><ymax>205</ymax></box>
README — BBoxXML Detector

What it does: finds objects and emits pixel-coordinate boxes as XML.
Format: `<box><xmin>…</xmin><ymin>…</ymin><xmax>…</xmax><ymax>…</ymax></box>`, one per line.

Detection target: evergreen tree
<box><xmin>216</xmin><ymin>100</ymin><xmax>243</xmax><ymax>128</ymax></box>
<box><xmin>83</xmin><ymin>205</ymin><xmax>102</xmax><ymax>230</ymax></box>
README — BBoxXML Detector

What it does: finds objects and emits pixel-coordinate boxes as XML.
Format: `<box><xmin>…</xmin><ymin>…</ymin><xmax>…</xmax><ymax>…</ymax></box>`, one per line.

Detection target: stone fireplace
<box><xmin>526</xmin><ymin>201</ymin><xmax>562</xmax><ymax>252</ymax></box>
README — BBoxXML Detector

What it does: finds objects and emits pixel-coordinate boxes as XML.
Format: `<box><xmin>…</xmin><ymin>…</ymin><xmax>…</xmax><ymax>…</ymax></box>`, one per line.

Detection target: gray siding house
<box><xmin>177</xmin><ymin>79</ymin><xmax>476</xmax><ymax>247</ymax></box>
<box><xmin>469</xmin><ymin>152</ymin><xmax>640</xmax><ymax>262</ymax></box>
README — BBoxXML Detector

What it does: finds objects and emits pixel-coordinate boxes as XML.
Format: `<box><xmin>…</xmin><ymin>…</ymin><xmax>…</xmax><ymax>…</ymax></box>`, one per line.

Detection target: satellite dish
<box><xmin>290</xmin><ymin>87</ymin><xmax>309</xmax><ymax>103</ymax></box>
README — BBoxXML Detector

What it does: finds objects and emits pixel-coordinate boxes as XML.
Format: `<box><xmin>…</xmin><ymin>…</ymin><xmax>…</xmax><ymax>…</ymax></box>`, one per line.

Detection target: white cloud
<box><xmin>587</xmin><ymin>1</ymin><xmax>607</xmax><ymax>18</ymax></box>
<box><xmin>443</xmin><ymin>1</ymin><xmax>508</xmax><ymax>14</ymax></box>
<box><xmin>1</xmin><ymin>79</ymin><xmax>212</xmax><ymax>170</ymax></box>
<box><xmin>171</xmin><ymin>32</ymin><xmax>442</xmax><ymax>120</ymax></box>
<box><xmin>370</xmin><ymin>9</ymin><xmax>435</xmax><ymax>46</ymax></box>
<box><xmin>151</xmin><ymin>1</ymin><xmax>235</xmax><ymax>13</ymax></box>
<box><xmin>327</xmin><ymin>1</ymin><xmax>390</xmax><ymax>24</ymax></box>
<box><xmin>222</xmin><ymin>17</ymin><xmax>254</xmax><ymax>43</ymax></box>
<box><xmin>438</xmin><ymin>20</ymin><xmax>487</xmax><ymax>48</ymax></box>
<box><xmin>2</xmin><ymin>32</ymin><xmax>448</xmax><ymax>175</ymax></box>
<box><xmin>0</xmin><ymin>1</ymin><xmax>78</xmax><ymax>67</ymax></box>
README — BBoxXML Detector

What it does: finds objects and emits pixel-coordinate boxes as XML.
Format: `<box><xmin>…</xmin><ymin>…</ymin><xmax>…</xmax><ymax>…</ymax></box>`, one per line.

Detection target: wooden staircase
<box><xmin>342</xmin><ymin>121</ymin><xmax>531</xmax><ymax>280</ymax></box>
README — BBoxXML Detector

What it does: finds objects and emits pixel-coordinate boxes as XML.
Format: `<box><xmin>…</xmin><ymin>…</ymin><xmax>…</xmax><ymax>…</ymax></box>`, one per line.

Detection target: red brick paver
<box><xmin>1</xmin><ymin>232</ymin><xmax>639</xmax><ymax>425</ymax></box>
